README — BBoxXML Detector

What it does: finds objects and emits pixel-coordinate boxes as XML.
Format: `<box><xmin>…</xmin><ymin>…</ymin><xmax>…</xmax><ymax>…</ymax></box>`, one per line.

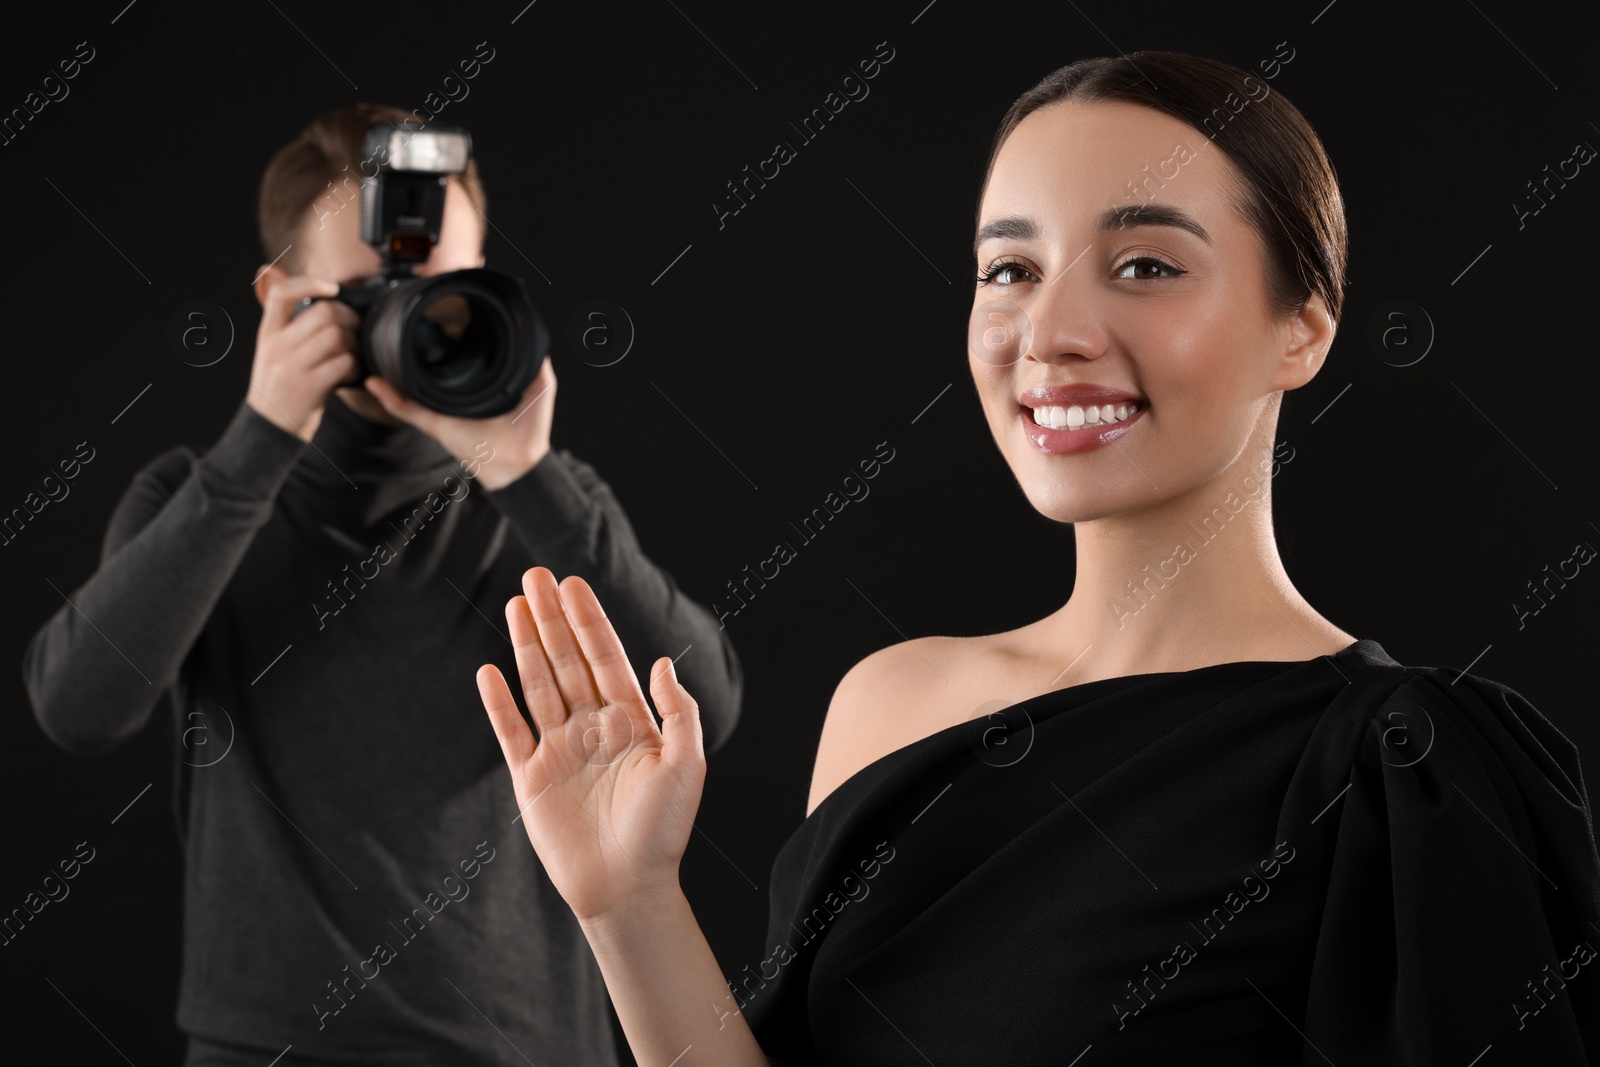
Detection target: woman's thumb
<box><xmin>650</xmin><ymin>657</ymin><xmax>703</xmax><ymax>766</ymax></box>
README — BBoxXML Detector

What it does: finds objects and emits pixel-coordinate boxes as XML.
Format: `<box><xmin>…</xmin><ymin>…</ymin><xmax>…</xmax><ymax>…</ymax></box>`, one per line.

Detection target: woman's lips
<box><xmin>1019</xmin><ymin>402</ymin><xmax>1145</xmax><ymax>454</ymax></box>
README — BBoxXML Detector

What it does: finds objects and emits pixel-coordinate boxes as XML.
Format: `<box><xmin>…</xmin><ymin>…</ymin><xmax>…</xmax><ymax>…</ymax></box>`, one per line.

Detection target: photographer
<box><xmin>21</xmin><ymin>101</ymin><xmax>742</xmax><ymax>1066</ymax></box>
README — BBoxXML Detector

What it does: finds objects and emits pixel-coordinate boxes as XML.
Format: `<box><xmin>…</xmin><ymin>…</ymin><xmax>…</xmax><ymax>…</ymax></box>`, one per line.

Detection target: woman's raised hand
<box><xmin>476</xmin><ymin>566</ymin><xmax>706</xmax><ymax>922</ymax></box>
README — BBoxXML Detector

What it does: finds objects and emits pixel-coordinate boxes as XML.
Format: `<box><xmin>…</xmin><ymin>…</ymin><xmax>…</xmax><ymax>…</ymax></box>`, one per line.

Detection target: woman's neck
<box><xmin>1043</xmin><ymin>466</ymin><xmax>1352</xmax><ymax>683</ymax></box>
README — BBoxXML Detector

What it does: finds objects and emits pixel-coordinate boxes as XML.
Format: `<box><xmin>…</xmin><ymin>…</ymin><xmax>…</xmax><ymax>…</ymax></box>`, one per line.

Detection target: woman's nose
<box><xmin>970</xmin><ymin>266</ymin><xmax>1110</xmax><ymax>369</ymax></box>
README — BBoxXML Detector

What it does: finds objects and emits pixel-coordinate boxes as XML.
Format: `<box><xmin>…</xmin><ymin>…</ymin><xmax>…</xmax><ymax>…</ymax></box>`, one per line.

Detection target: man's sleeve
<box><xmin>21</xmin><ymin>402</ymin><xmax>309</xmax><ymax>755</ymax></box>
<box><xmin>483</xmin><ymin>448</ymin><xmax>744</xmax><ymax>752</ymax></box>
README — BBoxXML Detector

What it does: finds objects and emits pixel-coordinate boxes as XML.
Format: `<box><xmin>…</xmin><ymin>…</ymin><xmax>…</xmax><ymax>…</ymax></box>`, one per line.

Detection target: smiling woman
<box><xmin>475</xmin><ymin>50</ymin><xmax>1600</xmax><ymax>1067</ymax></box>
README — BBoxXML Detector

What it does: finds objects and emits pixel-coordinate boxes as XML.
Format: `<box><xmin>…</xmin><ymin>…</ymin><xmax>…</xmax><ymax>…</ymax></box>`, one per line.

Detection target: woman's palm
<box><xmin>477</xmin><ymin>567</ymin><xmax>705</xmax><ymax>921</ymax></box>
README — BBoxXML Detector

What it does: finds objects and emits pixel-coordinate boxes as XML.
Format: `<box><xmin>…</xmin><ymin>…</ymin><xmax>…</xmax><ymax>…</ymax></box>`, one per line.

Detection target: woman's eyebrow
<box><xmin>974</xmin><ymin>204</ymin><xmax>1213</xmax><ymax>255</ymax></box>
<box><xmin>1101</xmin><ymin>203</ymin><xmax>1213</xmax><ymax>245</ymax></box>
<box><xmin>973</xmin><ymin>215</ymin><xmax>1037</xmax><ymax>255</ymax></box>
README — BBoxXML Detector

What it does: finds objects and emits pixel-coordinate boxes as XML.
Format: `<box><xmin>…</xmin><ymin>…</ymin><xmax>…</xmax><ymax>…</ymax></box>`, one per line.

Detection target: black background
<box><xmin>2</xmin><ymin>0</ymin><xmax>1597</xmax><ymax>1062</ymax></box>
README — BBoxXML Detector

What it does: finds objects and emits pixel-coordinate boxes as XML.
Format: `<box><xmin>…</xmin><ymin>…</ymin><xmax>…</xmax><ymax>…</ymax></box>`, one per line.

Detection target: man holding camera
<box><xmin>22</xmin><ymin>102</ymin><xmax>742</xmax><ymax>1065</ymax></box>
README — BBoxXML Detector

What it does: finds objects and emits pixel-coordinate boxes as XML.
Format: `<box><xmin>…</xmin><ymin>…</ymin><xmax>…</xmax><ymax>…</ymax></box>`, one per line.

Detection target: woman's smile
<box><xmin>1018</xmin><ymin>381</ymin><xmax>1147</xmax><ymax>454</ymax></box>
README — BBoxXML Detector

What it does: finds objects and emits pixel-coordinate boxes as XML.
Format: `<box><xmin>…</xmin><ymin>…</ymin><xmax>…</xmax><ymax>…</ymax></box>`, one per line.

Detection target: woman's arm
<box><xmin>475</xmin><ymin>566</ymin><xmax>768</xmax><ymax>1067</ymax></box>
<box><xmin>581</xmin><ymin>887</ymin><xmax>769</xmax><ymax>1066</ymax></box>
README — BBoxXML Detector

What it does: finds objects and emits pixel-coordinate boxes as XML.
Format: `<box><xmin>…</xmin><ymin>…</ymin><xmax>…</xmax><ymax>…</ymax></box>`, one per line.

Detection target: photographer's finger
<box><xmin>295</xmin><ymin>326</ymin><xmax>362</xmax><ymax>388</ymax></box>
<box><xmin>308</xmin><ymin>352</ymin><xmax>361</xmax><ymax>392</ymax></box>
<box><xmin>264</xmin><ymin>275</ymin><xmax>338</xmax><ymax>332</ymax></box>
<box><xmin>515</xmin><ymin>356</ymin><xmax>556</xmax><ymax>412</ymax></box>
<box><xmin>328</xmin><ymin>300</ymin><xmax>360</xmax><ymax>329</ymax></box>
<box><xmin>297</xmin><ymin>317</ymin><xmax>348</xmax><ymax>357</ymax></box>
<box><xmin>279</xmin><ymin>301</ymin><xmax>343</xmax><ymax>352</ymax></box>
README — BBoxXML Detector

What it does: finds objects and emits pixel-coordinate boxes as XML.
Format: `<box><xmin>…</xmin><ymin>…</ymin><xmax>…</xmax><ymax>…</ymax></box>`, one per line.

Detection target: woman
<box><xmin>476</xmin><ymin>52</ymin><xmax>1600</xmax><ymax>1065</ymax></box>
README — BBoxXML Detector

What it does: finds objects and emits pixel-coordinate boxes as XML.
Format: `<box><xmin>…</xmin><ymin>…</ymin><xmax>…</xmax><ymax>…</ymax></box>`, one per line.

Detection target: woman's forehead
<box><xmin>981</xmin><ymin>100</ymin><xmax>1241</xmax><ymax>237</ymax></box>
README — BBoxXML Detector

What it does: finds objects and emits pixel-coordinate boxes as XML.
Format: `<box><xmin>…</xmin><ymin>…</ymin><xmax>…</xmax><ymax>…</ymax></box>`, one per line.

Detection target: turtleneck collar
<box><xmin>288</xmin><ymin>391</ymin><xmax>463</xmax><ymax>528</ymax></box>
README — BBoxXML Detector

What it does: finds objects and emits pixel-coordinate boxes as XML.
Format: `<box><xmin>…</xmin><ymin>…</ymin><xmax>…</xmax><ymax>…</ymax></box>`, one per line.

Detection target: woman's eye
<box><xmin>976</xmin><ymin>260</ymin><xmax>1038</xmax><ymax>286</ymax></box>
<box><xmin>1115</xmin><ymin>256</ymin><xmax>1186</xmax><ymax>281</ymax></box>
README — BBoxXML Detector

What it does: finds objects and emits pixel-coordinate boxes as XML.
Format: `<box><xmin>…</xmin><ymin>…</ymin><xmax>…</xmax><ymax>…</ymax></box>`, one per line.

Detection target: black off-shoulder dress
<box><xmin>740</xmin><ymin>639</ymin><xmax>1600</xmax><ymax>1065</ymax></box>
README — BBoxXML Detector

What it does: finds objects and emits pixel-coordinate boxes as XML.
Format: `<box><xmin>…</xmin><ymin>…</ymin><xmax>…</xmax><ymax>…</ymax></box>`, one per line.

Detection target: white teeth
<box><xmin>1032</xmin><ymin>402</ymin><xmax>1140</xmax><ymax>430</ymax></box>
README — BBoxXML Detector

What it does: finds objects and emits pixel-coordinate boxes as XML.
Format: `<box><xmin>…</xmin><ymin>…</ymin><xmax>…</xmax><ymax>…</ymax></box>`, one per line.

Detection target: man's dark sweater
<box><xmin>21</xmin><ymin>393</ymin><xmax>742</xmax><ymax>1064</ymax></box>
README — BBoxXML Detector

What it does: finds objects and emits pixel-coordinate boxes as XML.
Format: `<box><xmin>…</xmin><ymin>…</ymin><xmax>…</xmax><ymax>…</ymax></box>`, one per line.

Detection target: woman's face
<box><xmin>969</xmin><ymin>99</ymin><xmax>1329</xmax><ymax>524</ymax></box>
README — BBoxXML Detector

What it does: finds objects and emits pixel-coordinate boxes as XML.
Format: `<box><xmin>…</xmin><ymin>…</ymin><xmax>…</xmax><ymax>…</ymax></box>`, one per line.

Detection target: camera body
<box><xmin>294</xmin><ymin>120</ymin><xmax>547</xmax><ymax>419</ymax></box>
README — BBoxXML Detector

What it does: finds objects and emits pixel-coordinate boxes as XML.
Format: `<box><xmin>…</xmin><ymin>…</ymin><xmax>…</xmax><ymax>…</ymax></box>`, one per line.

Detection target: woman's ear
<box><xmin>1272</xmin><ymin>291</ymin><xmax>1337</xmax><ymax>393</ymax></box>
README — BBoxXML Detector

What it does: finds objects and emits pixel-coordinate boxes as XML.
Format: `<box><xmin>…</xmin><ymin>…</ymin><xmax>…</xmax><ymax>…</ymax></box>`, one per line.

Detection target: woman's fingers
<box><xmin>648</xmin><ymin>656</ymin><xmax>705</xmax><ymax>773</ymax></box>
<box><xmin>477</xmin><ymin>663</ymin><xmax>536</xmax><ymax>768</ymax></box>
<box><xmin>505</xmin><ymin>593</ymin><xmax>568</xmax><ymax>738</ymax></box>
<box><xmin>522</xmin><ymin>567</ymin><xmax>603</xmax><ymax>718</ymax></box>
<box><xmin>557</xmin><ymin>575</ymin><xmax>653</xmax><ymax>721</ymax></box>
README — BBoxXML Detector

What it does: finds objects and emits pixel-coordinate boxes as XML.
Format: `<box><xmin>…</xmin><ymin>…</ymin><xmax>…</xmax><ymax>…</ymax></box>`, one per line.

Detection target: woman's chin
<box><xmin>1016</xmin><ymin>468</ymin><xmax>1167</xmax><ymax>524</ymax></box>
<box><xmin>1021</xmin><ymin>490</ymin><xmax>1111</xmax><ymax>526</ymax></box>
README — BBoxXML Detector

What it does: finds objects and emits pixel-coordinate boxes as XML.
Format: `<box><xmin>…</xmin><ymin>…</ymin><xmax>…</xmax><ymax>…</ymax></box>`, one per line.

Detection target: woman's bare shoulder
<box><xmin>803</xmin><ymin>631</ymin><xmax>1027</xmax><ymax>817</ymax></box>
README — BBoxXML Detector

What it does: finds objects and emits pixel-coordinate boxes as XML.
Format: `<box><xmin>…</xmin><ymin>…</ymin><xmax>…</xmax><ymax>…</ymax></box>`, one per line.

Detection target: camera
<box><xmin>292</xmin><ymin>120</ymin><xmax>547</xmax><ymax>419</ymax></box>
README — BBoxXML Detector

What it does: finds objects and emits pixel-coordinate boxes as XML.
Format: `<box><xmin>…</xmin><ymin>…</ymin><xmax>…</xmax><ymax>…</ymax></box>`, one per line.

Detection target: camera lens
<box><xmin>361</xmin><ymin>268</ymin><xmax>545</xmax><ymax>419</ymax></box>
<box><xmin>411</xmin><ymin>291</ymin><xmax>503</xmax><ymax>393</ymax></box>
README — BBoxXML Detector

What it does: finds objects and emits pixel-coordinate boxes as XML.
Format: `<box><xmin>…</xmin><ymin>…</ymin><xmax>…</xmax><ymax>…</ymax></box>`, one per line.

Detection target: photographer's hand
<box><xmin>247</xmin><ymin>274</ymin><xmax>362</xmax><ymax>439</ymax></box>
<box><xmin>363</xmin><ymin>355</ymin><xmax>555</xmax><ymax>490</ymax></box>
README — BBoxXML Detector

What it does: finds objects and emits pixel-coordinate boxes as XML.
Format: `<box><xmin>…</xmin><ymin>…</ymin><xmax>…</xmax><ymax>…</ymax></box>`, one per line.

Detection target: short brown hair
<box><xmin>257</xmin><ymin>101</ymin><xmax>488</xmax><ymax>273</ymax></box>
<box><xmin>979</xmin><ymin>51</ymin><xmax>1348</xmax><ymax>323</ymax></box>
